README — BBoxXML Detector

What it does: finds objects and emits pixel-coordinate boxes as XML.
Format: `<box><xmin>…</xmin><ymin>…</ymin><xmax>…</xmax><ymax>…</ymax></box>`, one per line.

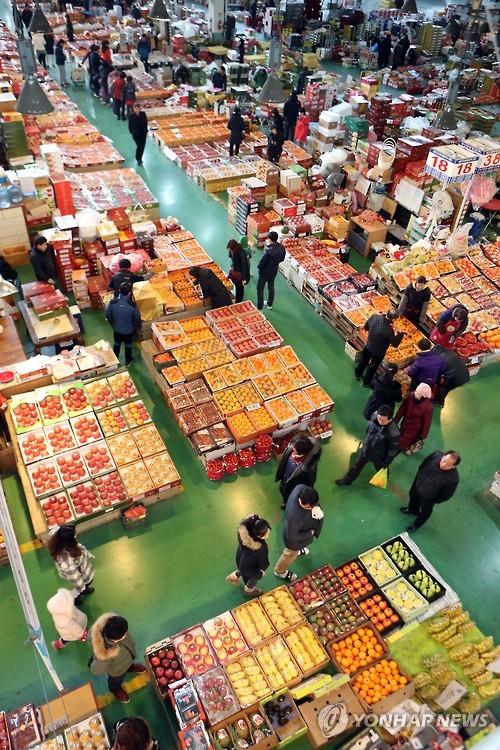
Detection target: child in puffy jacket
<box><xmin>47</xmin><ymin>588</ymin><xmax>88</xmax><ymax>650</ymax></box>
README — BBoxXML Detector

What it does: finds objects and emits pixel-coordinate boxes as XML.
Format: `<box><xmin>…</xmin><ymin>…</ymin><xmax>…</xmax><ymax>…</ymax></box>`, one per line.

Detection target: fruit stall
<box><xmin>6</xmin><ymin>371</ymin><xmax>182</xmax><ymax>542</ymax></box>
<box><xmin>143</xmin><ymin>535</ymin><xmax>500</xmax><ymax>749</ymax></box>
<box><xmin>138</xmin><ymin>302</ymin><xmax>334</xmax><ymax>479</ymax></box>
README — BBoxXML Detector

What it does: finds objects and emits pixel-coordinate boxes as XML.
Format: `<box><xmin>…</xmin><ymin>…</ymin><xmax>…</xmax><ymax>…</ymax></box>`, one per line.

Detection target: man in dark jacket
<box><xmin>266</xmin><ymin>126</ymin><xmax>284</xmax><ymax>164</ymax></box>
<box><xmin>406</xmin><ymin>339</ymin><xmax>443</xmax><ymax>390</ymax></box>
<box><xmin>274</xmin><ymin>486</ymin><xmax>324</xmax><ymax>582</ymax></box>
<box><xmin>336</xmin><ymin>405</ymin><xmax>400</xmax><ymax>485</ymax></box>
<box><xmin>137</xmin><ymin>34</ymin><xmax>151</xmax><ymax>73</ymax></box>
<box><xmin>377</xmin><ymin>32</ymin><xmax>392</xmax><ymax>68</ymax></box>
<box><xmin>189</xmin><ymin>266</ymin><xmax>232</xmax><ymax>309</ymax></box>
<box><xmin>105</xmin><ymin>282</ymin><xmax>141</xmax><ymax>365</ymax></box>
<box><xmin>398</xmin><ymin>276</ymin><xmax>430</xmax><ymax>326</ymax></box>
<box><xmin>0</xmin><ymin>255</ymin><xmax>18</xmax><ymax>284</ymax></box>
<box><xmin>83</xmin><ymin>44</ymin><xmax>101</xmax><ymax>95</ymax></box>
<box><xmin>256</xmin><ymin>231</ymin><xmax>285</xmax><ymax>310</ymax></box>
<box><xmin>108</xmin><ymin>257</ymin><xmax>148</xmax><ymax>295</ymax></box>
<box><xmin>21</xmin><ymin>4</ymin><xmax>33</xmax><ymax>29</ymax></box>
<box><xmin>434</xmin><ymin>346</ymin><xmax>470</xmax><ymax>405</ymax></box>
<box><xmin>128</xmin><ymin>103</ymin><xmax>148</xmax><ymax>165</ymax></box>
<box><xmin>363</xmin><ymin>363</ymin><xmax>402</xmax><ymax>420</ymax></box>
<box><xmin>275</xmin><ymin>435</ymin><xmax>321</xmax><ymax>507</ymax></box>
<box><xmin>283</xmin><ymin>91</ymin><xmax>300</xmax><ymax>141</ymax></box>
<box><xmin>355</xmin><ymin>309</ymin><xmax>404</xmax><ymax>386</ymax></box>
<box><xmin>401</xmin><ymin>450</ymin><xmax>460</xmax><ymax>531</ymax></box>
<box><xmin>227</xmin><ymin>107</ymin><xmax>245</xmax><ymax>156</ymax></box>
<box><xmin>226</xmin><ymin>514</ymin><xmax>271</xmax><ymax>597</ymax></box>
<box><xmin>29</xmin><ymin>236</ymin><xmax>57</xmax><ymax>284</ymax></box>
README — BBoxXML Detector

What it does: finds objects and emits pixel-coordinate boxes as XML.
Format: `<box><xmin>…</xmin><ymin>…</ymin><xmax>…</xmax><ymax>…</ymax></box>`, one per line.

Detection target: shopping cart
<box><xmin>71</xmin><ymin>64</ymin><xmax>86</xmax><ymax>86</ymax></box>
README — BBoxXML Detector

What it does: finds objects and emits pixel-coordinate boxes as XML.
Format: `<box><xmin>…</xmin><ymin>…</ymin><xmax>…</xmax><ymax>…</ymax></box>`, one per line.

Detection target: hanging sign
<box><xmin>425</xmin><ymin>145</ymin><xmax>479</xmax><ymax>184</ymax></box>
<box><xmin>461</xmin><ymin>136</ymin><xmax>500</xmax><ymax>174</ymax></box>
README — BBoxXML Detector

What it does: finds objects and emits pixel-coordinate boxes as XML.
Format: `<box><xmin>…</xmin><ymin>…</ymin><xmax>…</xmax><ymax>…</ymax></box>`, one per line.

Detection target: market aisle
<box><xmin>0</xmin><ymin>50</ymin><xmax>499</xmax><ymax>747</ymax></box>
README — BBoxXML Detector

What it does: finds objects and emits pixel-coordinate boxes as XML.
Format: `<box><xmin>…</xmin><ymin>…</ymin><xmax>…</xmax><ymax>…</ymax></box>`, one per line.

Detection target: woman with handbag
<box><xmin>227</xmin><ymin>239</ymin><xmax>250</xmax><ymax>303</ymax></box>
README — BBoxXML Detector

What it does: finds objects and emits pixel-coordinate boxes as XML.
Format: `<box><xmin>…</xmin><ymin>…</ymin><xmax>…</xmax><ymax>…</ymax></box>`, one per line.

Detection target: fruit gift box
<box><xmin>6</xmin><ymin>704</ymin><xmax>42</xmax><ymax>750</ymax></box>
<box><xmin>252</xmin><ymin>374</ymin><xmax>279</xmax><ymax>402</ymax></box>
<box><xmin>121</xmin><ymin>399</ymin><xmax>151</xmax><ymax>429</ymax></box>
<box><xmin>40</xmin><ymin>491</ymin><xmax>75</xmax><ymax>528</ymax></box>
<box><xmin>106</xmin><ymin>432</ymin><xmax>141</xmax><ymax>466</ymax></box>
<box><xmin>406</xmin><ymin>566</ymin><xmax>445</xmax><ymax>603</ymax></box>
<box><xmin>85</xmin><ymin>378</ymin><xmax>116</xmax><ymax>410</ymax></box>
<box><xmin>70</xmin><ymin>414</ymin><xmax>104</xmax><ymax>446</ymax></box>
<box><xmin>32</xmin><ymin>736</ymin><xmax>65</xmax><ymax>750</ymax></box>
<box><xmin>60</xmin><ymin>381</ymin><xmax>92</xmax><ymax>418</ymax></box>
<box><xmin>81</xmin><ymin>441</ymin><xmax>115</xmax><ymax>477</ymax></box>
<box><xmin>284</xmin><ymin>390</ymin><xmax>315</xmax><ymax>421</ymax></box>
<box><xmin>288</xmin><ymin>575</ymin><xmax>324</xmax><ymax>613</ymax></box>
<box><xmin>307</xmin><ymin>604</ymin><xmax>345</xmax><ymax>647</ymax></box>
<box><xmin>10</xmin><ymin>394</ymin><xmax>42</xmax><ymax>434</ymax></box>
<box><xmin>246</xmin><ymin>405</ymin><xmax>277</xmax><ymax>436</ymax></box>
<box><xmin>287</xmin><ymin>363</ymin><xmax>315</xmax><ymax>388</ymax></box>
<box><xmin>232</xmin><ymin>601</ymin><xmax>276</xmax><ymax>648</ymax></box>
<box><xmin>193</xmin><ymin>667</ymin><xmax>239</xmax><ymax>725</ymax></box>
<box><xmin>327</xmin><ymin>592</ymin><xmax>366</xmax><ymax>637</ymax></box>
<box><xmin>225</xmin><ymin>652</ymin><xmax>272</xmax><ymax>707</ymax></box>
<box><xmin>36</xmin><ymin>386</ymin><xmax>66</xmax><ymax>425</ymax></box>
<box><xmin>310</xmin><ymin>565</ymin><xmax>345</xmax><ymax>602</ymax></box>
<box><xmin>358</xmin><ymin>547</ymin><xmax>400</xmax><ymax>587</ymax></box>
<box><xmin>67</xmin><ymin>481</ymin><xmax>102</xmax><ymax>518</ymax></box>
<box><xmin>18</xmin><ymin>428</ymin><xmax>51</xmax><ymax>464</ymax></box>
<box><xmin>55</xmin><ymin>449</ymin><xmax>89</xmax><ymax>486</ymax></box>
<box><xmin>261</xmin><ymin>691</ymin><xmax>306</xmax><ymax>746</ymax></box>
<box><xmin>282</xmin><ymin>623</ymin><xmax>330</xmax><ymax>676</ymax></box>
<box><xmin>303</xmin><ymin>384</ymin><xmax>334</xmax><ymax>414</ymax></box>
<box><xmin>118</xmin><ymin>460</ymin><xmax>155</xmax><ymax>499</ymax></box>
<box><xmin>351</xmin><ymin>659</ymin><xmax>413</xmax><ymax>714</ymax></box>
<box><xmin>172</xmin><ymin>625</ymin><xmax>218</xmax><ymax>678</ymax></box>
<box><xmin>329</xmin><ymin>624</ymin><xmax>388</xmax><ymax>676</ymax></box>
<box><xmin>335</xmin><ymin>560</ymin><xmax>377</xmax><ymax>600</ymax></box>
<box><xmin>359</xmin><ymin>593</ymin><xmax>402</xmax><ymax>635</ymax></box>
<box><xmin>260</xmin><ymin>587</ymin><xmax>304</xmax><ymax>632</ymax></box>
<box><xmin>107</xmin><ymin>372</ymin><xmax>139</xmax><ymax>402</ymax></box>
<box><xmin>27</xmin><ymin>458</ymin><xmax>63</xmax><ymax>498</ymax></box>
<box><xmin>226</xmin><ymin>412</ymin><xmax>258</xmax><ymax>444</ymax></box>
<box><xmin>381</xmin><ymin>578</ymin><xmax>429</xmax><ymax>622</ymax></box>
<box><xmin>209</xmin><ymin>708</ymin><xmax>277</xmax><ymax>750</ymax></box>
<box><xmin>264</xmin><ymin>397</ymin><xmax>298</xmax><ymax>429</ymax></box>
<box><xmin>64</xmin><ymin>713</ymin><xmax>110</xmax><ymax>750</ymax></box>
<box><xmin>382</xmin><ymin>537</ymin><xmax>418</xmax><ymax>574</ymax></box>
<box><xmin>144</xmin><ymin>452</ymin><xmax>181</xmax><ymax>490</ymax></box>
<box><xmin>146</xmin><ymin>640</ymin><xmax>185</xmax><ymax>696</ymax></box>
<box><xmin>203</xmin><ymin>612</ymin><xmax>248</xmax><ymax>665</ymax></box>
<box><xmin>44</xmin><ymin>421</ymin><xmax>78</xmax><ymax>454</ymax></box>
<box><xmin>97</xmin><ymin>407</ymin><xmax>128</xmax><ymax>437</ymax></box>
<box><xmin>132</xmin><ymin>424</ymin><xmax>166</xmax><ymax>458</ymax></box>
<box><xmin>254</xmin><ymin>636</ymin><xmax>301</xmax><ymax>690</ymax></box>
<box><xmin>93</xmin><ymin>471</ymin><xmax>128</xmax><ymax>508</ymax></box>
<box><xmin>214</xmin><ymin>387</ymin><xmax>244</xmax><ymax>417</ymax></box>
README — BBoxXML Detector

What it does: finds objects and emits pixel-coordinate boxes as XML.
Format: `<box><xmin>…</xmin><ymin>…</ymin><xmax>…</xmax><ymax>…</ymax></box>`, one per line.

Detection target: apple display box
<box><xmin>296</xmin><ymin>680</ymin><xmax>364</xmax><ymax>749</ymax></box>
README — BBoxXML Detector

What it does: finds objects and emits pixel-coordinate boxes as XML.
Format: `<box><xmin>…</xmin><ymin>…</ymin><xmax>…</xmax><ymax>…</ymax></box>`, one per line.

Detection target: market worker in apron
<box><xmin>398</xmin><ymin>275</ymin><xmax>430</xmax><ymax>327</ymax></box>
<box><xmin>430</xmin><ymin>303</ymin><xmax>468</xmax><ymax>350</ymax></box>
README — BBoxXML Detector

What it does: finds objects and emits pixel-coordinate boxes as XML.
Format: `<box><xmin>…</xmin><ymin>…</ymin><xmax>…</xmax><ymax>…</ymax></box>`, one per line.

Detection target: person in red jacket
<box><xmin>294</xmin><ymin>108</ymin><xmax>310</xmax><ymax>146</ymax></box>
<box><xmin>395</xmin><ymin>382</ymin><xmax>433</xmax><ymax>455</ymax></box>
<box><xmin>111</xmin><ymin>71</ymin><xmax>126</xmax><ymax>120</ymax></box>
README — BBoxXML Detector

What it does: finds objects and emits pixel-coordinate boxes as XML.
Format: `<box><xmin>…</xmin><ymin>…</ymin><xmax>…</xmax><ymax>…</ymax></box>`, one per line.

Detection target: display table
<box><xmin>347</xmin><ymin>216</ymin><xmax>388</xmax><ymax>257</ymax></box>
<box><xmin>18</xmin><ymin>301</ymin><xmax>83</xmax><ymax>355</ymax></box>
<box><xmin>0</xmin><ymin>315</ymin><xmax>26</xmax><ymax>368</ymax></box>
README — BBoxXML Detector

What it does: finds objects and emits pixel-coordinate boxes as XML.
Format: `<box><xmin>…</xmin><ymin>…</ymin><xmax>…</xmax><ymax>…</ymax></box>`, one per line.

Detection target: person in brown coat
<box><xmin>395</xmin><ymin>382</ymin><xmax>433</xmax><ymax>455</ymax></box>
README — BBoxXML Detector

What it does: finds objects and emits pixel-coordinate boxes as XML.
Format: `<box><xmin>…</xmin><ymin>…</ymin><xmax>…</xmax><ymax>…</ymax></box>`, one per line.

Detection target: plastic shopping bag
<box><xmin>369</xmin><ymin>468</ymin><xmax>388</xmax><ymax>489</ymax></box>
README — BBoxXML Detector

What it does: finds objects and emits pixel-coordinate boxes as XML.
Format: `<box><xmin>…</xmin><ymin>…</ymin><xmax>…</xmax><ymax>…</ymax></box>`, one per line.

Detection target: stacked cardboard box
<box><xmin>72</xmin><ymin>270</ymin><xmax>91</xmax><ymax>309</ymax></box>
<box><xmin>46</xmin><ymin>229</ymin><xmax>73</xmax><ymax>292</ymax></box>
<box><xmin>0</xmin><ymin>205</ymin><xmax>30</xmax><ymax>266</ymax></box>
<box><xmin>97</xmin><ymin>221</ymin><xmax>120</xmax><ymax>255</ymax></box>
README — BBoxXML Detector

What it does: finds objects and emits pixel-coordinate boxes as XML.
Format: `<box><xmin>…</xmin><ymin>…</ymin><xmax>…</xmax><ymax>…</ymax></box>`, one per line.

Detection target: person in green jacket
<box><xmin>90</xmin><ymin>613</ymin><xmax>146</xmax><ymax>703</ymax></box>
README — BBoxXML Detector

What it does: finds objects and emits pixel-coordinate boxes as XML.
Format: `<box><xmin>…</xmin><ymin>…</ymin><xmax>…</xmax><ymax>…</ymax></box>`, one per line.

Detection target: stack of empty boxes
<box><xmin>312</xmin><ymin>110</ymin><xmax>341</xmax><ymax>154</ymax></box>
<box><xmin>97</xmin><ymin>220</ymin><xmax>120</xmax><ymax>255</ymax></box>
<box><xmin>279</xmin><ymin>170</ymin><xmax>303</xmax><ymax>197</ymax></box>
<box><xmin>255</xmin><ymin>160</ymin><xmax>280</xmax><ymax>207</ymax></box>
<box><xmin>47</xmin><ymin>229</ymin><xmax>73</xmax><ymax>292</ymax></box>
<box><xmin>235</xmin><ymin>194</ymin><xmax>260</xmax><ymax>236</ymax></box>
<box><xmin>72</xmin><ymin>270</ymin><xmax>91</xmax><ymax>309</ymax></box>
<box><xmin>0</xmin><ymin>205</ymin><xmax>30</xmax><ymax>266</ymax></box>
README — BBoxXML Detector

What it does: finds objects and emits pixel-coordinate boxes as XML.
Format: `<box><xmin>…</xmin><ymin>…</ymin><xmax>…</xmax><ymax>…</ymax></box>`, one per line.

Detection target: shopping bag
<box><xmin>369</xmin><ymin>467</ymin><xmax>388</xmax><ymax>489</ymax></box>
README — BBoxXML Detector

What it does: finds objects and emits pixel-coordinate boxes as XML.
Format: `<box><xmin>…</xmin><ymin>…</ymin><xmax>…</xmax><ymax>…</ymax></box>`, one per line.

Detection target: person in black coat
<box><xmin>355</xmin><ymin>309</ymin><xmax>404</xmax><ymax>386</ymax></box>
<box><xmin>256</xmin><ymin>231</ymin><xmax>285</xmax><ymax>310</ymax></box>
<box><xmin>65</xmin><ymin>14</ymin><xmax>74</xmax><ymax>42</ymax></box>
<box><xmin>0</xmin><ymin>255</ymin><xmax>18</xmax><ymax>283</ymax></box>
<box><xmin>227</xmin><ymin>239</ymin><xmax>250</xmax><ymax>302</ymax></box>
<box><xmin>108</xmin><ymin>257</ymin><xmax>148</xmax><ymax>295</ymax></box>
<box><xmin>275</xmin><ymin>435</ymin><xmax>322</xmax><ymax>507</ymax></box>
<box><xmin>21</xmin><ymin>4</ymin><xmax>33</xmax><ymax>29</ymax></box>
<box><xmin>266</xmin><ymin>126</ymin><xmax>283</xmax><ymax>164</ymax></box>
<box><xmin>237</xmin><ymin>36</ymin><xmax>245</xmax><ymax>63</ymax></box>
<box><xmin>378</xmin><ymin>32</ymin><xmax>392</xmax><ymax>68</ymax></box>
<box><xmin>226</xmin><ymin>515</ymin><xmax>271</xmax><ymax>596</ymax></box>
<box><xmin>83</xmin><ymin>45</ymin><xmax>101</xmax><ymax>94</ymax></box>
<box><xmin>274</xmin><ymin>485</ymin><xmax>323</xmax><ymax>581</ymax></box>
<box><xmin>336</xmin><ymin>405</ymin><xmax>400</xmax><ymax>485</ymax></box>
<box><xmin>363</xmin><ymin>363</ymin><xmax>402</xmax><ymax>419</ymax></box>
<box><xmin>189</xmin><ymin>266</ymin><xmax>232</xmax><ymax>309</ymax></box>
<box><xmin>271</xmin><ymin>107</ymin><xmax>284</xmax><ymax>136</ymax></box>
<box><xmin>434</xmin><ymin>346</ymin><xmax>470</xmax><ymax>405</ymax></box>
<box><xmin>227</xmin><ymin>107</ymin><xmax>245</xmax><ymax>156</ymax></box>
<box><xmin>44</xmin><ymin>33</ymin><xmax>55</xmax><ymax>65</ymax></box>
<box><xmin>128</xmin><ymin>103</ymin><xmax>148</xmax><ymax>165</ymax></box>
<box><xmin>392</xmin><ymin>41</ymin><xmax>406</xmax><ymax>69</ymax></box>
<box><xmin>283</xmin><ymin>91</ymin><xmax>300</xmax><ymax>141</ymax></box>
<box><xmin>401</xmin><ymin>450</ymin><xmax>460</xmax><ymax>531</ymax></box>
<box><xmin>29</xmin><ymin>236</ymin><xmax>57</xmax><ymax>284</ymax></box>
<box><xmin>105</xmin><ymin>282</ymin><xmax>142</xmax><ymax>365</ymax></box>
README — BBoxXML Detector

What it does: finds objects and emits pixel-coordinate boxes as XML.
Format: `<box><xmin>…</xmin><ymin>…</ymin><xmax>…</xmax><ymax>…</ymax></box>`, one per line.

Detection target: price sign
<box><xmin>425</xmin><ymin>147</ymin><xmax>479</xmax><ymax>184</ymax></box>
<box><xmin>435</xmin><ymin>680</ymin><xmax>468</xmax><ymax>710</ymax></box>
<box><xmin>461</xmin><ymin>137</ymin><xmax>500</xmax><ymax>174</ymax></box>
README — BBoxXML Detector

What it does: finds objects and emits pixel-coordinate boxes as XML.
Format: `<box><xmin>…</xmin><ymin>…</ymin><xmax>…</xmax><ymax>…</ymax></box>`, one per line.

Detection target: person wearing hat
<box><xmin>398</xmin><ymin>276</ymin><xmax>431</xmax><ymax>327</ymax></box>
<box><xmin>395</xmin><ymin>383</ymin><xmax>433</xmax><ymax>455</ymax></box>
<box><xmin>226</xmin><ymin>514</ymin><xmax>271</xmax><ymax>597</ymax></box>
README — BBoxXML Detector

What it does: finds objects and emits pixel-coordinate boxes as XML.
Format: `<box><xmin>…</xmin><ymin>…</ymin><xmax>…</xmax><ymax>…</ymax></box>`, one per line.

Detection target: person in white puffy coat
<box><xmin>47</xmin><ymin>588</ymin><xmax>88</xmax><ymax>651</ymax></box>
